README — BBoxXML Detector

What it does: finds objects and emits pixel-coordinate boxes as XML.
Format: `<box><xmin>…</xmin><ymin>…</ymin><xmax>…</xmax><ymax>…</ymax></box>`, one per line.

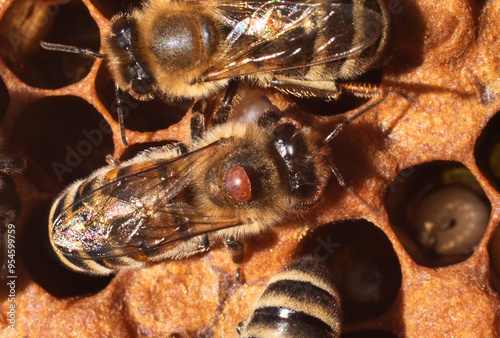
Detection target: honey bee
<box><xmin>238</xmin><ymin>256</ymin><xmax>341</xmax><ymax>337</ymax></box>
<box><xmin>48</xmin><ymin>90</ymin><xmax>383</xmax><ymax>275</ymax></box>
<box><xmin>41</xmin><ymin>0</ymin><xmax>389</xmax><ymax>144</ymax></box>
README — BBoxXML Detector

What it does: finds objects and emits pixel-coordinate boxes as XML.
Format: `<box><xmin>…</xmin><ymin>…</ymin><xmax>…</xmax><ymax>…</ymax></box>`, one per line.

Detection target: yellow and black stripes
<box><xmin>239</xmin><ymin>256</ymin><xmax>341</xmax><ymax>337</ymax></box>
<box><xmin>47</xmin><ymin>142</ymin><xmax>225</xmax><ymax>275</ymax></box>
<box><xmin>48</xmin><ymin>150</ymin><xmax>180</xmax><ymax>274</ymax></box>
<box><xmin>284</xmin><ymin>0</ymin><xmax>388</xmax><ymax>82</ymax></box>
<box><xmin>340</xmin><ymin>0</ymin><xmax>389</xmax><ymax>78</ymax></box>
<box><xmin>322</xmin><ymin>0</ymin><xmax>389</xmax><ymax>80</ymax></box>
<box><xmin>48</xmin><ymin>168</ymin><xmax>129</xmax><ymax>274</ymax></box>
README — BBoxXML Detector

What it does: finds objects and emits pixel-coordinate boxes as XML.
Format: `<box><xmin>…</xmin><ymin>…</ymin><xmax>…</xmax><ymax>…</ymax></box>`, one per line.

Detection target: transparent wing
<box><xmin>200</xmin><ymin>0</ymin><xmax>385</xmax><ymax>80</ymax></box>
<box><xmin>51</xmin><ymin>140</ymin><xmax>240</xmax><ymax>259</ymax></box>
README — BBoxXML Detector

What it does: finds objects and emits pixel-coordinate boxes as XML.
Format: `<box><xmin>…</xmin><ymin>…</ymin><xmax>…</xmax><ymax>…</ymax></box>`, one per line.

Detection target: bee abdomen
<box><xmin>55</xmin><ymin>247</ymin><xmax>147</xmax><ymax>275</ymax></box>
<box><xmin>239</xmin><ymin>257</ymin><xmax>341</xmax><ymax>338</ymax></box>
<box><xmin>244</xmin><ymin>305</ymin><xmax>337</xmax><ymax>337</ymax></box>
<box><xmin>59</xmin><ymin>255</ymin><xmax>115</xmax><ymax>275</ymax></box>
<box><xmin>337</xmin><ymin>0</ymin><xmax>389</xmax><ymax>78</ymax></box>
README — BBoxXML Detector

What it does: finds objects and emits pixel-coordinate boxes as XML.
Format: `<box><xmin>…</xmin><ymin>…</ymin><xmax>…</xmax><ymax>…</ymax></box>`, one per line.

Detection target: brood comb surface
<box><xmin>0</xmin><ymin>0</ymin><xmax>499</xmax><ymax>336</ymax></box>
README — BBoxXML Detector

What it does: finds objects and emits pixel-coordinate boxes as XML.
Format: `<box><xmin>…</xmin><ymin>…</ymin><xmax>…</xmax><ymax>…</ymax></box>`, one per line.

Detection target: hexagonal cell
<box><xmin>0</xmin><ymin>76</ymin><xmax>9</xmax><ymax>123</ymax></box>
<box><xmin>0</xmin><ymin>0</ymin><xmax>99</xmax><ymax>89</ymax></box>
<box><xmin>20</xmin><ymin>203</ymin><xmax>113</xmax><ymax>298</ymax></box>
<box><xmin>89</xmin><ymin>0</ymin><xmax>142</xmax><ymax>20</ymax></box>
<box><xmin>95</xmin><ymin>65</ymin><xmax>189</xmax><ymax>133</ymax></box>
<box><xmin>299</xmin><ymin>219</ymin><xmax>402</xmax><ymax>323</ymax></box>
<box><xmin>474</xmin><ymin>111</ymin><xmax>500</xmax><ymax>192</ymax></box>
<box><xmin>11</xmin><ymin>96</ymin><xmax>113</xmax><ymax>192</ymax></box>
<box><xmin>385</xmin><ymin>161</ymin><xmax>490</xmax><ymax>267</ymax></box>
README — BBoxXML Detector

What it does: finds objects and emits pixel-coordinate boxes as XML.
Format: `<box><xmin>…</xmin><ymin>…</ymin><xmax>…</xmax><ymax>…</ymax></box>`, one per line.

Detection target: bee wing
<box><xmin>201</xmin><ymin>0</ymin><xmax>385</xmax><ymax>80</ymax></box>
<box><xmin>51</xmin><ymin>139</ymin><xmax>240</xmax><ymax>260</ymax></box>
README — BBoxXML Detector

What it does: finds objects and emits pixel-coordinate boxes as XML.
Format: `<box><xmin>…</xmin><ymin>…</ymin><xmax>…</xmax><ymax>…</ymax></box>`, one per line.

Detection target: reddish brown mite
<box><xmin>224</xmin><ymin>166</ymin><xmax>252</xmax><ymax>203</ymax></box>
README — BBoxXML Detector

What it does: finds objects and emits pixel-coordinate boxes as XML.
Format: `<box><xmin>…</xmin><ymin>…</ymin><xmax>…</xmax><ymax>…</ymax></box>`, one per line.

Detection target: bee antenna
<box><xmin>327</xmin><ymin>162</ymin><xmax>380</xmax><ymax>216</ymax></box>
<box><xmin>40</xmin><ymin>41</ymin><xmax>105</xmax><ymax>59</ymax></box>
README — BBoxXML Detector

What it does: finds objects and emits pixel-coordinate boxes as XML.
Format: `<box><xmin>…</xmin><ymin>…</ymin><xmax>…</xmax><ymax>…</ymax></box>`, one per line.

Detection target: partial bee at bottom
<box><xmin>48</xmin><ymin>92</ymin><xmax>382</xmax><ymax>275</ymax></box>
<box><xmin>238</xmin><ymin>256</ymin><xmax>341</xmax><ymax>338</ymax></box>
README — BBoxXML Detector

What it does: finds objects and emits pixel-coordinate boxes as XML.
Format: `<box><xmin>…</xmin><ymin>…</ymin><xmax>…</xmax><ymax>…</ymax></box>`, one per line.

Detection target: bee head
<box><xmin>271</xmin><ymin>120</ymin><xmax>328</xmax><ymax>206</ymax></box>
<box><xmin>106</xmin><ymin>15</ymin><xmax>155</xmax><ymax>100</ymax></box>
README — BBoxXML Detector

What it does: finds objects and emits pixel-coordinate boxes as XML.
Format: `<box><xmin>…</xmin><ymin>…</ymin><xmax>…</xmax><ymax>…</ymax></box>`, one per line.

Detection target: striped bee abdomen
<box><xmin>239</xmin><ymin>256</ymin><xmax>341</xmax><ymax>338</ymax></box>
<box><xmin>319</xmin><ymin>0</ymin><xmax>389</xmax><ymax>81</ymax></box>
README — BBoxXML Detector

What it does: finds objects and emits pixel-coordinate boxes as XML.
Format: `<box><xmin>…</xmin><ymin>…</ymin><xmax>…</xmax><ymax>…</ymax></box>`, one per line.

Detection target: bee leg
<box><xmin>269</xmin><ymin>78</ymin><xmax>342</xmax><ymax>100</ymax></box>
<box><xmin>225</xmin><ymin>236</ymin><xmax>244</xmax><ymax>264</ymax></box>
<box><xmin>271</xmin><ymin>78</ymin><xmax>409</xmax><ymax>102</ymax></box>
<box><xmin>257</xmin><ymin>108</ymin><xmax>282</xmax><ymax>128</ymax></box>
<box><xmin>338</xmin><ymin>82</ymin><xmax>410</xmax><ymax>101</ymax></box>
<box><xmin>234</xmin><ymin>266</ymin><xmax>245</xmax><ymax>284</ymax></box>
<box><xmin>236</xmin><ymin>320</ymin><xmax>247</xmax><ymax>337</ymax></box>
<box><xmin>191</xmin><ymin>111</ymin><xmax>206</xmax><ymax>141</ymax></box>
<box><xmin>115</xmin><ymin>85</ymin><xmax>129</xmax><ymax>146</ymax></box>
<box><xmin>322</xmin><ymin>91</ymin><xmax>388</xmax><ymax>144</ymax></box>
<box><xmin>191</xmin><ymin>99</ymin><xmax>211</xmax><ymax>140</ymax></box>
<box><xmin>327</xmin><ymin>161</ymin><xmax>379</xmax><ymax>215</ymax></box>
<box><xmin>213</xmin><ymin>79</ymin><xmax>239</xmax><ymax>125</ymax></box>
<box><xmin>257</xmin><ymin>102</ymin><xmax>298</xmax><ymax>128</ymax></box>
<box><xmin>105</xmin><ymin>154</ymin><xmax>120</xmax><ymax>166</ymax></box>
<box><xmin>173</xmin><ymin>142</ymin><xmax>189</xmax><ymax>154</ymax></box>
<box><xmin>225</xmin><ymin>236</ymin><xmax>246</xmax><ymax>284</ymax></box>
<box><xmin>199</xmin><ymin>234</ymin><xmax>210</xmax><ymax>251</ymax></box>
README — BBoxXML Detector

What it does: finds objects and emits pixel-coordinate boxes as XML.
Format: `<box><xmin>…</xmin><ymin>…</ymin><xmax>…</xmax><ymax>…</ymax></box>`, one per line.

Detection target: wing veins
<box><xmin>202</xmin><ymin>2</ymin><xmax>383</xmax><ymax>81</ymax></box>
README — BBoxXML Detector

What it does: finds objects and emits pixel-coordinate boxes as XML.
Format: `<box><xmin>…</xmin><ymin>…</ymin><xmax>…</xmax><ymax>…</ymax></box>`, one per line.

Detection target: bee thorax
<box><xmin>148</xmin><ymin>13</ymin><xmax>218</xmax><ymax>71</ymax></box>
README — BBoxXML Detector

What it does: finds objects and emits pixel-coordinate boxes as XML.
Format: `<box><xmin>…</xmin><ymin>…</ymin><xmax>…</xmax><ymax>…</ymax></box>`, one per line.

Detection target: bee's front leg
<box><xmin>225</xmin><ymin>236</ymin><xmax>244</xmax><ymax>264</ymax></box>
<box><xmin>225</xmin><ymin>236</ymin><xmax>246</xmax><ymax>284</ymax></box>
<box><xmin>115</xmin><ymin>85</ymin><xmax>132</xmax><ymax>146</ymax></box>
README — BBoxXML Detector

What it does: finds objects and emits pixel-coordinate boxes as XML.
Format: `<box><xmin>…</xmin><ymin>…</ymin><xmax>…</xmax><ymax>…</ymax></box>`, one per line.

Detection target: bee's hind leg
<box><xmin>269</xmin><ymin>78</ymin><xmax>406</xmax><ymax>101</ymax></box>
<box><xmin>269</xmin><ymin>78</ymin><xmax>342</xmax><ymax>100</ymax></box>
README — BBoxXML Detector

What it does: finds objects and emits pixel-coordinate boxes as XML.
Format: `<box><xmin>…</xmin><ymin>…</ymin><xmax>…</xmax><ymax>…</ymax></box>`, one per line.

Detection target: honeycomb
<box><xmin>0</xmin><ymin>0</ymin><xmax>499</xmax><ymax>336</ymax></box>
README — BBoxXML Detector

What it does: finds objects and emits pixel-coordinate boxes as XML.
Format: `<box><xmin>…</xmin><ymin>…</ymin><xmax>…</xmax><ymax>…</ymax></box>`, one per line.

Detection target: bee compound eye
<box><xmin>111</xmin><ymin>16</ymin><xmax>131</xmax><ymax>37</ymax></box>
<box><xmin>224</xmin><ymin>166</ymin><xmax>252</xmax><ymax>203</ymax></box>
